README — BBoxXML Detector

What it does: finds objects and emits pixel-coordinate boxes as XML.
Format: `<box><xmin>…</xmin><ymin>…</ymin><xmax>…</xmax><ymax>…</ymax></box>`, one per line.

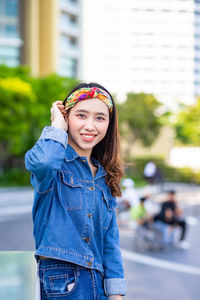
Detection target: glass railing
<box><xmin>0</xmin><ymin>252</ymin><xmax>36</xmax><ymax>300</ymax></box>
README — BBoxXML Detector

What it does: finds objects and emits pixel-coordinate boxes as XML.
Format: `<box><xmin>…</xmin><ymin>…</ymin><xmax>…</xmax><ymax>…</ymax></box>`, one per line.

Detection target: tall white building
<box><xmin>194</xmin><ymin>0</ymin><xmax>200</xmax><ymax>95</ymax></box>
<box><xmin>58</xmin><ymin>0</ymin><xmax>82</xmax><ymax>77</ymax></box>
<box><xmin>82</xmin><ymin>0</ymin><xmax>197</xmax><ymax>105</ymax></box>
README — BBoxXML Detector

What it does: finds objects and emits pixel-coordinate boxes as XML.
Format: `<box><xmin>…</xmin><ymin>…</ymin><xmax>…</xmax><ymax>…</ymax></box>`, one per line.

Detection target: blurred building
<box><xmin>194</xmin><ymin>0</ymin><xmax>200</xmax><ymax>95</ymax></box>
<box><xmin>0</xmin><ymin>0</ymin><xmax>82</xmax><ymax>78</ymax></box>
<box><xmin>1</xmin><ymin>0</ymin><xmax>200</xmax><ymax>106</ymax></box>
<box><xmin>82</xmin><ymin>0</ymin><xmax>199</xmax><ymax>105</ymax></box>
<box><xmin>0</xmin><ymin>0</ymin><xmax>22</xmax><ymax>67</ymax></box>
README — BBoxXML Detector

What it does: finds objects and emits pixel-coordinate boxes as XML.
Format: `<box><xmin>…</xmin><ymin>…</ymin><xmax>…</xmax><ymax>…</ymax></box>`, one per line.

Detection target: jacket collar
<box><xmin>65</xmin><ymin>144</ymin><xmax>80</xmax><ymax>162</ymax></box>
<box><xmin>65</xmin><ymin>144</ymin><xmax>106</xmax><ymax>179</ymax></box>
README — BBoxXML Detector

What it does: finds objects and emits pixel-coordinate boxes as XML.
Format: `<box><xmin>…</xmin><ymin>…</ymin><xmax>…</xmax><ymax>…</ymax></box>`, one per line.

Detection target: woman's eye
<box><xmin>77</xmin><ymin>114</ymin><xmax>85</xmax><ymax>118</ymax></box>
<box><xmin>97</xmin><ymin>116</ymin><xmax>105</xmax><ymax>121</ymax></box>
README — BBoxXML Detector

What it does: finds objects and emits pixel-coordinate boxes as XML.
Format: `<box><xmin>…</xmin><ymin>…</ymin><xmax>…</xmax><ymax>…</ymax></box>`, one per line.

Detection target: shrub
<box><xmin>124</xmin><ymin>156</ymin><xmax>200</xmax><ymax>185</ymax></box>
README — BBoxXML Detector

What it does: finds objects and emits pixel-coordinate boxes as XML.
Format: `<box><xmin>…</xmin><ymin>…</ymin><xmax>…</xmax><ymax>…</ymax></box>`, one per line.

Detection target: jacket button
<box><xmin>82</xmin><ymin>159</ymin><xmax>86</xmax><ymax>162</ymax></box>
<box><xmin>87</xmin><ymin>262</ymin><xmax>92</xmax><ymax>266</ymax></box>
<box><xmin>82</xmin><ymin>237</ymin><xmax>90</xmax><ymax>242</ymax></box>
<box><xmin>87</xmin><ymin>213</ymin><xmax>92</xmax><ymax>218</ymax></box>
<box><xmin>88</xmin><ymin>186</ymin><xmax>95</xmax><ymax>191</ymax></box>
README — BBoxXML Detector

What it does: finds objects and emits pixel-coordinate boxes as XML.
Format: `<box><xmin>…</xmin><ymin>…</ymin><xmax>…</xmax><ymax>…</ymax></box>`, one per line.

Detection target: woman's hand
<box><xmin>51</xmin><ymin>101</ymin><xmax>68</xmax><ymax>131</ymax></box>
<box><xmin>109</xmin><ymin>296</ymin><xmax>122</xmax><ymax>300</ymax></box>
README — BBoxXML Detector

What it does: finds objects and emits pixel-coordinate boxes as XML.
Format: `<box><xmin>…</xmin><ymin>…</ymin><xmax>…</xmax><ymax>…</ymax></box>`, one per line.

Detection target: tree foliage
<box><xmin>117</xmin><ymin>93</ymin><xmax>162</xmax><ymax>147</ymax></box>
<box><xmin>175</xmin><ymin>98</ymin><xmax>200</xmax><ymax>146</ymax></box>
<box><xmin>0</xmin><ymin>65</ymin><xmax>79</xmax><ymax>172</ymax></box>
<box><xmin>0</xmin><ymin>77</ymin><xmax>36</xmax><ymax>158</ymax></box>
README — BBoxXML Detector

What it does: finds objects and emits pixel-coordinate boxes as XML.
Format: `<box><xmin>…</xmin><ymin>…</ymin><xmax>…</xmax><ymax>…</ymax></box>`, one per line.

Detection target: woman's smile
<box><xmin>80</xmin><ymin>133</ymin><xmax>97</xmax><ymax>142</ymax></box>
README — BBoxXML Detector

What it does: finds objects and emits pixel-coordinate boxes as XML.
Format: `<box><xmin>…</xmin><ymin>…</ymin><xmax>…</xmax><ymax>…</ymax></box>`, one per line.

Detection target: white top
<box><xmin>143</xmin><ymin>162</ymin><xmax>156</xmax><ymax>177</ymax></box>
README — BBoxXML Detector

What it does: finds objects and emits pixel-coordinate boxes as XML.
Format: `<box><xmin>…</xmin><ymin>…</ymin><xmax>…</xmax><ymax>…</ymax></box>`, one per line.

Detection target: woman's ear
<box><xmin>64</xmin><ymin>113</ymin><xmax>68</xmax><ymax>123</ymax></box>
<box><xmin>63</xmin><ymin>113</ymin><xmax>69</xmax><ymax>132</ymax></box>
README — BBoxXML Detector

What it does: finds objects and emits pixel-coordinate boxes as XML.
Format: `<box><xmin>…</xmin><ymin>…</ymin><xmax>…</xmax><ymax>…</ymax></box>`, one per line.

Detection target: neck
<box><xmin>67</xmin><ymin>141</ymin><xmax>92</xmax><ymax>160</ymax></box>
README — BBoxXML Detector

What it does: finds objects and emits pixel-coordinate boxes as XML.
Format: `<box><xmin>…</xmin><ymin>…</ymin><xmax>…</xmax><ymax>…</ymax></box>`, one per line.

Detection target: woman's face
<box><xmin>66</xmin><ymin>98</ymin><xmax>110</xmax><ymax>157</ymax></box>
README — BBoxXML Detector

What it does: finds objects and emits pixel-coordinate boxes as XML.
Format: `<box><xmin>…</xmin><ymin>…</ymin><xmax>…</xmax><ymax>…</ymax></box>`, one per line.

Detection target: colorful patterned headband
<box><xmin>64</xmin><ymin>87</ymin><xmax>113</xmax><ymax>113</ymax></box>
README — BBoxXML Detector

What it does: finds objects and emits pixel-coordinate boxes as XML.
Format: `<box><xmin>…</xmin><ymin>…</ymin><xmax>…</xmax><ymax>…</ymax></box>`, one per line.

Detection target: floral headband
<box><xmin>64</xmin><ymin>87</ymin><xmax>113</xmax><ymax>113</ymax></box>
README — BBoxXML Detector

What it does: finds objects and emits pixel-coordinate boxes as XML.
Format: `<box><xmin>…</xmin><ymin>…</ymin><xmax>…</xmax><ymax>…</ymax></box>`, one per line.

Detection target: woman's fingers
<box><xmin>50</xmin><ymin>100</ymin><xmax>68</xmax><ymax>130</ymax></box>
<box><xmin>51</xmin><ymin>101</ymin><xmax>68</xmax><ymax>122</ymax></box>
<box><xmin>53</xmin><ymin>101</ymin><xmax>67</xmax><ymax>115</ymax></box>
<box><xmin>50</xmin><ymin>106</ymin><xmax>56</xmax><ymax>121</ymax></box>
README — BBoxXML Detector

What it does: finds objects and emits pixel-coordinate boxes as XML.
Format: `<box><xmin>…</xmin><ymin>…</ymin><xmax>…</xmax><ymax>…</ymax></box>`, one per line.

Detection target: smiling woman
<box><xmin>66</xmin><ymin>99</ymin><xmax>110</xmax><ymax>161</ymax></box>
<box><xmin>25</xmin><ymin>82</ymin><xmax>127</xmax><ymax>300</ymax></box>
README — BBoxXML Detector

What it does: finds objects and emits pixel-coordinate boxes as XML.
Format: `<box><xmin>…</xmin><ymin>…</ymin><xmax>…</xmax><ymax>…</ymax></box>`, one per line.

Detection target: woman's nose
<box><xmin>84</xmin><ymin>118</ymin><xmax>95</xmax><ymax>130</ymax></box>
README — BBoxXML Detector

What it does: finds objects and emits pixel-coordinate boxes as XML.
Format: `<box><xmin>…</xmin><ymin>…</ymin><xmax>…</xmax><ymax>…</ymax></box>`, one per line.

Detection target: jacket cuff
<box><xmin>39</xmin><ymin>126</ymin><xmax>68</xmax><ymax>148</ymax></box>
<box><xmin>104</xmin><ymin>278</ymin><xmax>127</xmax><ymax>296</ymax></box>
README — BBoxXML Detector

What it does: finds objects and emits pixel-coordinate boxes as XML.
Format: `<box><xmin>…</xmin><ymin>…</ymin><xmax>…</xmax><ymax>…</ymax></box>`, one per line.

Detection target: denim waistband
<box><xmin>39</xmin><ymin>257</ymin><xmax>84</xmax><ymax>267</ymax></box>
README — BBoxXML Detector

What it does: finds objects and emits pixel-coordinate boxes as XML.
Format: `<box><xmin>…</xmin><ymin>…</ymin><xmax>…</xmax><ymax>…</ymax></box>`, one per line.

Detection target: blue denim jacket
<box><xmin>25</xmin><ymin>126</ymin><xmax>127</xmax><ymax>296</ymax></box>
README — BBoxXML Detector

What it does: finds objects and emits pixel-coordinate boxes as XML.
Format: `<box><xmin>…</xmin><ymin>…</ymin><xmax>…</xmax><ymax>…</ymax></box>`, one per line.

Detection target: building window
<box><xmin>0</xmin><ymin>0</ymin><xmax>19</xmax><ymax>38</ymax></box>
<box><xmin>60</xmin><ymin>13</ymin><xmax>78</xmax><ymax>30</ymax></box>
<box><xmin>60</xmin><ymin>0</ymin><xmax>78</xmax><ymax>7</ymax></box>
<box><xmin>58</xmin><ymin>57</ymin><xmax>77</xmax><ymax>77</ymax></box>
<box><xmin>0</xmin><ymin>0</ymin><xmax>21</xmax><ymax>66</ymax></box>
<box><xmin>6</xmin><ymin>0</ymin><xmax>18</xmax><ymax>16</ymax></box>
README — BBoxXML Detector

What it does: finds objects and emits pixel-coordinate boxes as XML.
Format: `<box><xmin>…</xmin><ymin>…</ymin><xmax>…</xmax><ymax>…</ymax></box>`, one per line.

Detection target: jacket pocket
<box><xmin>43</xmin><ymin>266</ymin><xmax>78</xmax><ymax>297</ymax></box>
<box><xmin>60</xmin><ymin>171</ymin><xmax>83</xmax><ymax>210</ymax></box>
<box><xmin>101</xmin><ymin>191</ymin><xmax>117</xmax><ymax>230</ymax></box>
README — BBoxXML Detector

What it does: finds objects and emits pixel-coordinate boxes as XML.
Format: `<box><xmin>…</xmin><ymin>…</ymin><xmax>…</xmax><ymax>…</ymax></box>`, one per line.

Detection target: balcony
<box><xmin>59</xmin><ymin>21</ymin><xmax>80</xmax><ymax>37</ymax></box>
<box><xmin>59</xmin><ymin>43</ymin><xmax>80</xmax><ymax>59</ymax></box>
<box><xmin>59</xmin><ymin>0</ymin><xmax>80</xmax><ymax>16</ymax></box>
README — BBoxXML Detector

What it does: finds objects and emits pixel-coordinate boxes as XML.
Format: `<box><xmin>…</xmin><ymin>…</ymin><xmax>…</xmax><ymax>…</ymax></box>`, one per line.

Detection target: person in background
<box><xmin>131</xmin><ymin>195</ymin><xmax>176</xmax><ymax>248</ymax></box>
<box><xmin>130</xmin><ymin>196</ymin><xmax>152</xmax><ymax>227</ymax></box>
<box><xmin>154</xmin><ymin>190</ymin><xmax>188</xmax><ymax>248</ymax></box>
<box><xmin>143</xmin><ymin>161</ymin><xmax>164</xmax><ymax>191</ymax></box>
<box><xmin>117</xmin><ymin>178</ymin><xmax>139</xmax><ymax>213</ymax></box>
<box><xmin>143</xmin><ymin>161</ymin><xmax>157</xmax><ymax>185</ymax></box>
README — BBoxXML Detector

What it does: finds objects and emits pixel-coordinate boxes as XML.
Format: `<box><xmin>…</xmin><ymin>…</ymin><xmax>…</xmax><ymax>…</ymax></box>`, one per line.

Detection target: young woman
<box><xmin>25</xmin><ymin>82</ymin><xmax>127</xmax><ymax>300</ymax></box>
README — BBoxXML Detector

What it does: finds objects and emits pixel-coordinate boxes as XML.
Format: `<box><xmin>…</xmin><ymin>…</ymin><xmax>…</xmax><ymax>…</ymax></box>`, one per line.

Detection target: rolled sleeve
<box><xmin>103</xmin><ymin>210</ymin><xmax>127</xmax><ymax>296</ymax></box>
<box><xmin>39</xmin><ymin>126</ymin><xmax>68</xmax><ymax>148</ymax></box>
<box><xmin>104</xmin><ymin>278</ymin><xmax>127</xmax><ymax>296</ymax></box>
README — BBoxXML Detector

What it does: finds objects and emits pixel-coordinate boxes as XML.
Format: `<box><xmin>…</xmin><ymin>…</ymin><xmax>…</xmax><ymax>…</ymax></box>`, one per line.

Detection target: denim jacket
<box><xmin>25</xmin><ymin>126</ymin><xmax>127</xmax><ymax>296</ymax></box>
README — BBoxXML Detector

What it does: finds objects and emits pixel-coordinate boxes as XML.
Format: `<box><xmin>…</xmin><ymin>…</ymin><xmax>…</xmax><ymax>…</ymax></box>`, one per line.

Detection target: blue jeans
<box><xmin>38</xmin><ymin>258</ymin><xmax>108</xmax><ymax>300</ymax></box>
<box><xmin>154</xmin><ymin>221</ymin><xmax>175</xmax><ymax>246</ymax></box>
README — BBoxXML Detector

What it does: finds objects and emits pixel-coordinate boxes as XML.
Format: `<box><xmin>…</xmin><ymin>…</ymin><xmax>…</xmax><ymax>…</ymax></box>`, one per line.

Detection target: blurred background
<box><xmin>0</xmin><ymin>252</ymin><xmax>35</xmax><ymax>300</ymax></box>
<box><xmin>0</xmin><ymin>0</ymin><xmax>200</xmax><ymax>299</ymax></box>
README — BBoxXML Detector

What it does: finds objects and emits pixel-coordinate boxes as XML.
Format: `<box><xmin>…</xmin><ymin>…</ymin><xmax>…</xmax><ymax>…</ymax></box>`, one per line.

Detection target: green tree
<box><xmin>175</xmin><ymin>98</ymin><xmax>200</xmax><ymax>146</ymax></box>
<box><xmin>117</xmin><ymin>93</ymin><xmax>162</xmax><ymax>147</ymax></box>
<box><xmin>0</xmin><ymin>77</ymin><xmax>36</xmax><ymax>169</ymax></box>
<box><xmin>0</xmin><ymin>65</ymin><xmax>79</xmax><ymax>181</ymax></box>
<box><xmin>27</xmin><ymin>73</ymin><xmax>79</xmax><ymax>143</ymax></box>
<box><xmin>0</xmin><ymin>64</ymin><xmax>30</xmax><ymax>79</ymax></box>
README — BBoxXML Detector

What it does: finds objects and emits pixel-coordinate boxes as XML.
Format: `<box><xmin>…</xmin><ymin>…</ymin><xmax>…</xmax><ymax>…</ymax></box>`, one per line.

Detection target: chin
<box><xmin>79</xmin><ymin>143</ymin><xmax>96</xmax><ymax>151</ymax></box>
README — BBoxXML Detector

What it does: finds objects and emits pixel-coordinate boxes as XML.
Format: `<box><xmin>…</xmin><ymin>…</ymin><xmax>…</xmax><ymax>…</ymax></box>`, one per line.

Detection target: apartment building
<box><xmin>0</xmin><ymin>0</ymin><xmax>82</xmax><ymax>78</ymax></box>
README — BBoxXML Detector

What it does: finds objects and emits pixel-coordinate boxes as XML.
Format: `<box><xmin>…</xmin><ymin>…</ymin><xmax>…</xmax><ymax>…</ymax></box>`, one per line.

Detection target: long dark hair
<box><xmin>63</xmin><ymin>82</ymin><xmax>124</xmax><ymax>197</ymax></box>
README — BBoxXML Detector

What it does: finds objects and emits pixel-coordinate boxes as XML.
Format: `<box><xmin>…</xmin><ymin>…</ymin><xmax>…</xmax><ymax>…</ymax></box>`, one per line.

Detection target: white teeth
<box><xmin>82</xmin><ymin>135</ymin><xmax>95</xmax><ymax>138</ymax></box>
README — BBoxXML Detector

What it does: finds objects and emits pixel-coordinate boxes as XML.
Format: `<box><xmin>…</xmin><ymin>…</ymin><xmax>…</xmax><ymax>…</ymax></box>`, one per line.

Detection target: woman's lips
<box><xmin>80</xmin><ymin>134</ymin><xmax>97</xmax><ymax>142</ymax></box>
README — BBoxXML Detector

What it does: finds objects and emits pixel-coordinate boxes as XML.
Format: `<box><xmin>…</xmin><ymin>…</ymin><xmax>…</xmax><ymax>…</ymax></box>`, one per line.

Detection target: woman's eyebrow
<box><xmin>75</xmin><ymin>109</ymin><xmax>108</xmax><ymax>117</ymax></box>
<box><xmin>75</xmin><ymin>109</ymin><xmax>89</xmax><ymax>114</ymax></box>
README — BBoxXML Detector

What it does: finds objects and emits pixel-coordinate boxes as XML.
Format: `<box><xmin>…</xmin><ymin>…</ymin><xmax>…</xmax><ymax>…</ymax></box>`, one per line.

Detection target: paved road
<box><xmin>0</xmin><ymin>185</ymin><xmax>200</xmax><ymax>299</ymax></box>
<box><xmin>119</xmin><ymin>183</ymin><xmax>200</xmax><ymax>300</ymax></box>
<box><xmin>119</xmin><ymin>215</ymin><xmax>200</xmax><ymax>300</ymax></box>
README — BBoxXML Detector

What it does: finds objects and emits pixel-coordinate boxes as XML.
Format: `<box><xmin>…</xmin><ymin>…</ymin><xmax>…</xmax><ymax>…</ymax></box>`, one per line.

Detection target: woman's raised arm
<box><xmin>25</xmin><ymin>101</ymin><xmax>68</xmax><ymax>192</ymax></box>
